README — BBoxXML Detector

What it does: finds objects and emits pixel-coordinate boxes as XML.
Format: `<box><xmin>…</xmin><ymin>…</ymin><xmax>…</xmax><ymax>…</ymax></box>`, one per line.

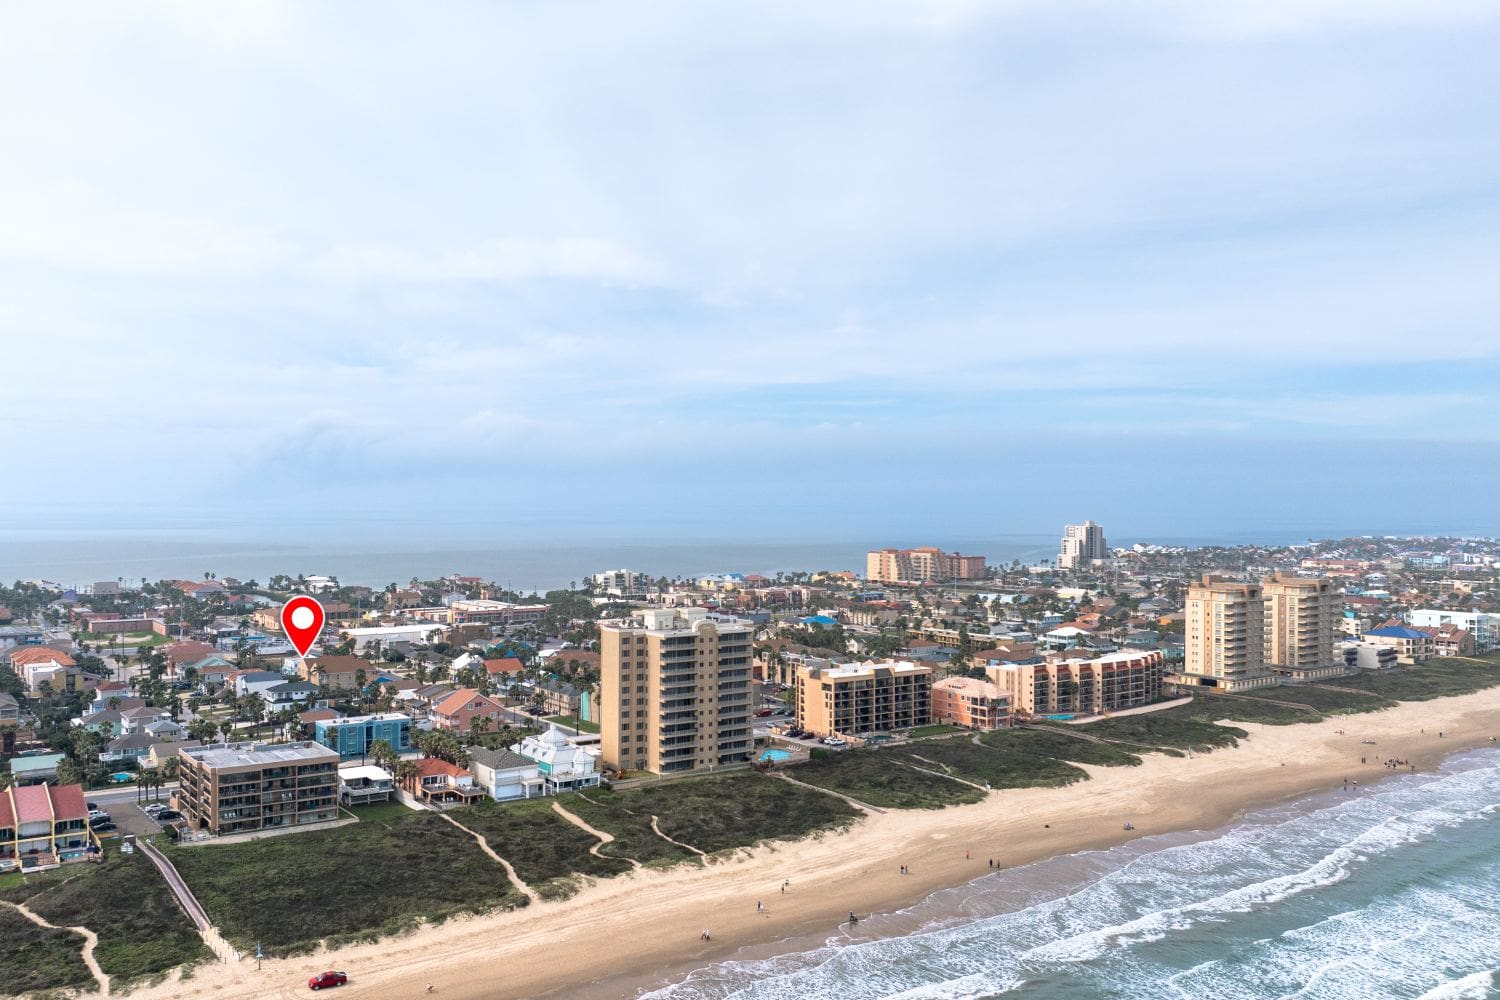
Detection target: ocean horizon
<box><xmin>1</xmin><ymin>523</ymin><xmax>1488</xmax><ymax>595</ymax></box>
<box><xmin>634</xmin><ymin>747</ymin><xmax>1500</xmax><ymax>999</ymax></box>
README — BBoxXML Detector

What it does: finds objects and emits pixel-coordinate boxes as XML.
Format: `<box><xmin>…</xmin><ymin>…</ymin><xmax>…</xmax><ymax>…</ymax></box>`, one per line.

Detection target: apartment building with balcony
<box><xmin>599</xmin><ymin>608</ymin><xmax>754</xmax><ymax>774</ymax></box>
<box><xmin>865</xmin><ymin>547</ymin><xmax>986</xmax><ymax>583</ymax></box>
<box><xmin>1174</xmin><ymin>575</ymin><xmax>1278</xmax><ymax>691</ymax></box>
<box><xmin>314</xmin><ymin>713</ymin><xmax>412</xmax><ymax>759</ymax></box>
<box><xmin>794</xmin><ymin>660</ymin><xmax>933</xmax><ymax>738</ymax></box>
<box><xmin>930</xmin><ymin>676</ymin><xmax>1010</xmax><ymax>730</ymax></box>
<box><xmin>0</xmin><ymin>782</ymin><xmax>94</xmax><ymax>873</ymax></box>
<box><xmin>1263</xmin><ymin>574</ymin><xmax>1349</xmax><ymax>682</ymax></box>
<box><xmin>175</xmin><ymin>741</ymin><xmax>340</xmax><ymax>836</ymax></box>
<box><xmin>986</xmin><ymin>649</ymin><xmax>1164</xmax><ymax>717</ymax></box>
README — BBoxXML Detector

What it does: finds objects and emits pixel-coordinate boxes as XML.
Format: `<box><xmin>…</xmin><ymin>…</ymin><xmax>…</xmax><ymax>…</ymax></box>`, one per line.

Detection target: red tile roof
<box><xmin>482</xmin><ymin>657</ymin><xmax>525</xmax><ymax>675</ymax></box>
<box><xmin>7</xmin><ymin>647</ymin><xmax>76</xmax><ymax>668</ymax></box>
<box><xmin>414</xmin><ymin>757</ymin><xmax>466</xmax><ymax>779</ymax></box>
<box><xmin>433</xmin><ymin>688</ymin><xmax>500</xmax><ymax>717</ymax></box>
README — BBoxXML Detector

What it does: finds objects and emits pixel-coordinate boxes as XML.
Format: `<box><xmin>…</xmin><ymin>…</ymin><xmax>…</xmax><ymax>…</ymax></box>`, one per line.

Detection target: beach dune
<box><xmin>126</xmin><ymin>686</ymin><xmax>1500</xmax><ymax>1000</ymax></box>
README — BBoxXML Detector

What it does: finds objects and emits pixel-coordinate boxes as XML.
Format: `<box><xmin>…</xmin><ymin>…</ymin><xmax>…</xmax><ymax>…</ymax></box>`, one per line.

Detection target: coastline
<box><xmin>126</xmin><ymin>686</ymin><xmax>1500</xmax><ymax>1000</ymax></box>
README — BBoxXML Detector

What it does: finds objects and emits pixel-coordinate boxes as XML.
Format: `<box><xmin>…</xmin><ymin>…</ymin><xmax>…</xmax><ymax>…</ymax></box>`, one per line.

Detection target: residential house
<box><xmin>299</xmin><ymin>656</ymin><xmax>371</xmax><ymax>690</ymax></box>
<box><xmin>512</xmin><ymin>726</ymin><xmax>601</xmax><ymax>795</ymax></box>
<box><xmin>533</xmin><ymin>678</ymin><xmax>586</xmax><ymax>718</ymax></box>
<box><xmin>467</xmin><ymin>747</ymin><xmax>542</xmax><ymax>801</ymax></box>
<box><xmin>1361</xmin><ymin>626</ymin><xmax>1433</xmax><ymax>664</ymax></box>
<box><xmin>9</xmin><ymin>753</ymin><xmax>65</xmax><ymax>785</ymax></box>
<box><xmin>164</xmin><ymin>641</ymin><xmax>217</xmax><ymax>678</ymax></box>
<box><xmin>0</xmin><ymin>783</ymin><xmax>94</xmax><ymax>872</ymax></box>
<box><xmin>404</xmin><ymin>757</ymin><xmax>484</xmax><ymax>805</ymax></box>
<box><xmin>338</xmin><ymin>764</ymin><xmax>395</xmax><ymax>806</ymax></box>
<box><xmin>119</xmin><ymin>707</ymin><xmax>175</xmax><ymax>736</ymax></box>
<box><xmin>79</xmin><ymin>711</ymin><xmax>128</xmax><ymax>738</ymax></box>
<box><xmin>482</xmin><ymin>658</ymin><xmax>526</xmax><ymax>684</ymax></box>
<box><xmin>431</xmin><ymin>689</ymin><xmax>505</xmax><ymax>732</ymax></box>
<box><xmin>234</xmin><ymin>670</ymin><xmax>290</xmax><ymax>698</ymax></box>
<box><xmin>0</xmin><ymin>692</ymin><xmax>19</xmax><ymax>724</ymax></box>
<box><xmin>7</xmin><ymin>648</ymin><xmax>94</xmax><ymax>697</ymax></box>
<box><xmin>101</xmin><ymin>732</ymin><xmax>175</xmax><ymax>764</ymax></box>
<box><xmin>263</xmin><ymin>680</ymin><xmax>320</xmax><ymax>712</ymax></box>
<box><xmin>1413</xmin><ymin>624</ymin><xmax>1475</xmax><ymax>658</ymax></box>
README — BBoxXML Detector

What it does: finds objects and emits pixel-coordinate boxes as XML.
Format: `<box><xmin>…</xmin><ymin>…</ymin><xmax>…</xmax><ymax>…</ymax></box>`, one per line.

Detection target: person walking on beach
<box><xmin>701</xmin><ymin>929</ymin><xmax>711</xmax><ymax>941</ymax></box>
<box><xmin>757</xmin><ymin>900</ymin><xmax>763</xmax><ymax>912</ymax></box>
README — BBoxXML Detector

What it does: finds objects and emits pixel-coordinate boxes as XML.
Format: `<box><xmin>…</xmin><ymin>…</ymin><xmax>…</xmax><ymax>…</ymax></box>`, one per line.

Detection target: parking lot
<box><xmin>89</xmin><ymin>798</ymin><xmax>171</xmax><ymax>839</ymax></box>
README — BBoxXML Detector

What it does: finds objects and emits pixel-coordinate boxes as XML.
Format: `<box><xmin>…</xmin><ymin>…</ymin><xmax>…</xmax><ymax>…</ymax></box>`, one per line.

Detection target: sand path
<box><xmin>2</xmin><ymin>898</ymin><xmax>110</xmax><ymax>996</ymax></box>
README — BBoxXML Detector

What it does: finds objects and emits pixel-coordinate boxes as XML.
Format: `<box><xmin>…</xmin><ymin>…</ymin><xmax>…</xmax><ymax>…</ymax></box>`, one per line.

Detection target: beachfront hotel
<box><xmin>1174</xmin><ymin>575</ymin><xmax>1279</xmax><ymax>691</ymax></box>
<box><xmin>985</xmin><ymin>649</ymin><xmax>1164</xmax><ymax>717</ymax></box>
<box><xmin>599</xmin><ymin>608</ymin><xmax>754</xmax><ymax>774</ymax></box>
<box><xmin>1263</xmin><ymin>574</ymin><xmax>1349</xmax><ymax>681</ymax></box>
<box><xmin>175</xmin><ymin>741</ymin><xmax>340</xmax><ymax>835</ymax></box>
<box><xmin>1058</xmin><ymin>520</ymin><xmax>1108</xmax><ymax>570</ymax></box>
<box><xmin>794</xmin><ymin>660</ymin><xmax>933</xmax><ymax>737</ymax></box>
<box><xmin>865</xmin><ymin>547</ymin><xmax>986</xmax><ymax>583</ymax></box>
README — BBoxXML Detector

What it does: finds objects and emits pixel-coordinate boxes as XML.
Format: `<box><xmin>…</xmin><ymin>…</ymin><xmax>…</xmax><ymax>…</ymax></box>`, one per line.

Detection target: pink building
<box><xmin>931</xmin><ymin>676</ymin><xmax>1010</xmax><ymax>730</ymax></box>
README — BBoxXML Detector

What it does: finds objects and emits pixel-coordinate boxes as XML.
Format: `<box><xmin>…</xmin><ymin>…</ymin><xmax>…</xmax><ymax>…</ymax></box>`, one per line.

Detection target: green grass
<box><xmin>0</xmin><ymin>906</ymin><xmax>94</xmax><ymax>994</ymax></box>
<box><xmin>0</xmin><ymin>853</ymin><xmax>211</xmax><ymax>985</ymax></box>
<box><xmin>1326</xmin><ymin>654</ymin><xmax>1500</xmax><ymax>702</ymax></box>
<box><xmin>556</xmin><ymin>789</ymin><xmax>699</xmax><ymax>868</ymax></box>
<box><xmin>347</xmin><ymin>800</ymin><xmax>416</xmax><ymax>824</ymax></box>
<box><xmin>545</xmin><ymin>714</ymin><xmax>600</xmax><ymax>734</ymax></box>
<box><xmin>980</xmin><ymin>728</ymin><xmax>1143</xmax><ymax>767</ymax></box>
<box><xmin>1047</xmin><ymin>707</ymin><xmax>1247</xmax><ymax>753</ymax></box>
<box><xmin>87</xmin><ymin>631</ymin><xmax>173</xmax><ymax>648</ymax></box>
<box><xmin>1271</xmin><ymin>685</ymin><xmax>1398</xmax><ymax>715</ymax></box>
<box><xmin>897</xmin><ymin>739</ymin><xmax>1087</xmax><ymax>789</ymax></box>
<box><xmin>907</xmin><ymin>724</ymin><xmax>964</xmax><ymax>738</ymax></box>
<box><xmin>456</xmin><ymin>799</ymin><xmax>631</xmax><ymax>900</ymax></box>
<box><xmin>616</xmin><ymin>772</ymin><xmax>862</xmax><ymax>851</ymax></box>
<box><xmin>791</xmin><ymin>750</ymin><xmax>987</xmax><ymax>809</ymax></box>
<box><xmin>1179</xmin><ymin>694</ymin><xmax>1322</xmax><ymax>726</ymax></box>
<box><xmin>170</xmin><ymin>808</ymin><xmax>526</xmax><ymax>955</ymax></box>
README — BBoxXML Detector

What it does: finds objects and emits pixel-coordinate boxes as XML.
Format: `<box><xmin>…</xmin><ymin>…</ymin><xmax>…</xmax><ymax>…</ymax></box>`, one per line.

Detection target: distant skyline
<box><xmin>3</xmin><ymin>1</ymin><xmax>1499</xmax><ymax>538</ymax></box>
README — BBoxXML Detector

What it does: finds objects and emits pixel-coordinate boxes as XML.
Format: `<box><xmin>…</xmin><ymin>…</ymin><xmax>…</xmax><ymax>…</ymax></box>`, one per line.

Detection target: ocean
<box><xmin>639</xmin><ymin>748</ymin><xmax>1500</xmax><ymax>999</ymax></box>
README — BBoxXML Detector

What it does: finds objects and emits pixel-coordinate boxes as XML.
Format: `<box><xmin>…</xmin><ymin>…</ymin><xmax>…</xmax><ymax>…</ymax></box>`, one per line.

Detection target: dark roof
<box><xmin>468</xmin><ymin>747</ymin><xmax>534</xmax><ymax>771</ymax></box>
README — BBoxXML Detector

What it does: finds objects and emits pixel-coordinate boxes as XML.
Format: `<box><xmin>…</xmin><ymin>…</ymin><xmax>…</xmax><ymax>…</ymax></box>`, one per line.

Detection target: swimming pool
<box><xmin>1045</xmin><ymin>714</ymin><xmax>1075</xmax><ymax>721</ymax></box>
<box><xmin>109</xmin><ymin>772</ymin><xmax>133</xmax><ymax>783</ymax></box>
<box><xmin>759</xmin><ymin>749</ymin><xmax>792</xmax><ymax>763</ymax></box>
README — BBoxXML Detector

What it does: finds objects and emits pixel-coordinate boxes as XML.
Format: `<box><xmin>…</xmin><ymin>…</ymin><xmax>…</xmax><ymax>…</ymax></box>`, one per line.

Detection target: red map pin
<box><xmin>280</xmin><ymin>596</ymin><xmax>325</xmax><ymax>659</ymax></box>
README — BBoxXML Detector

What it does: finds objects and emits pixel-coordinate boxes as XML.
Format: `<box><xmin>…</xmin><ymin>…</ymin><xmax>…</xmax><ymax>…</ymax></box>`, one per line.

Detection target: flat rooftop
<box><xmin>183</xmin><ymin>741</ymin><xmax>337</xmax><ymax>768</ymax></box>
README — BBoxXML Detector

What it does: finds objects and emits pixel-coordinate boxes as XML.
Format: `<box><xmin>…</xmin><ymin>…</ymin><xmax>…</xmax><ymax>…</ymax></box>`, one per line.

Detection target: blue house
<box><xmin>314</xmin><ymin>713</ymin><xmax>413</xmax><ymax>759</ymax></box>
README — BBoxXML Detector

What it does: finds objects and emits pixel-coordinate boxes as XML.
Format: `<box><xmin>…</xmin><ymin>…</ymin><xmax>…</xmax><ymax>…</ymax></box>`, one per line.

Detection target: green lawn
<box><xmin>456</xmin><ymin>799</ymin><xmax>631</xmax><ymax>900</ymax></box>
<box><xmin>979</xmin><ymin>728</ymin><xmax>1143</xmax><ymax>767</ymax></box>
<box><xmin>1045</xmin><ymin>708</ymin><xmax>1247</xmax><ymax>753</ymax></box>
<box><xmin>169</xmin><ymin>809</ymin><xmax>526</xmax><ymax>955</ymax></box>
<box><xmin>0</xmin><ymin>906</ymin><xmax>94</xmax><ymax>994</ymax></box>
<box><xmin>908</xmin><ymin>724</ymin><xmax>964</xmax><ymax>738</ymax></box>
<box><xmin>347</xmin><ymin>800</ymin><xmax>417</xmax><ymax>824</ymax></box>
<box><xmin>1325</xmin><ymin>654</ymin><xmax>1500</xmax><ymax>702</ymax></box>
<box><xmin>791</xmin><ymin>750</ymin><xmax>987</xmax><ymax>809</ymax></box>
<box><xmin>615</xmin><ymin>772</ymin><xmax>861</xmax><ymax>851</ymax></box>
<box><xmin>0</xmin><ymin>853</ymin><xmax>210</xmax><ymax>985</ymax></box>
<box><xmin>557</xmin><ymin>789</ymin><xmax>700</xmax><ymax>868</ymax></box>
<box><xmin>897</xmin><ymin>738</ymin><xmax>1087</xmax><ymax>789</ymax></box>
<box><xmin>88</xmin><ymin>631</ymin><xmax>173</xmax><ymax>649</ymax></box>
<box><xmin>546</xmin><ymin>714</ymin><xmax>600</xmax><ymax>734</ymax></box>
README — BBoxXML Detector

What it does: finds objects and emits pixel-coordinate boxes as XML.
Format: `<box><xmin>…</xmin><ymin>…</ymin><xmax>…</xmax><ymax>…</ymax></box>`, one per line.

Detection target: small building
<box><xmin>338</xmin><ymin>764</ymin><xmax>395</xmax><ymax>806</ymax></box>
<box><xmin>0</xmin><ymin>692</ymin><xmax>19</xmax><ymax>723</ymax></box>
<box><xmin>405</xmin><ymin>758</ymin><xmax>484</xmax><ymax>806</ymax></box>
<box><xmin>931</xmin><ymin>676</ymin><xmax>1011</xmax><ymax>730</ymax></box>
<box><xmin>314</xmin><ymin>713</ymin><xmax>413</xmax><ymax>759</ymax></box>
<box><xmin>468</xmin><ymin>747</ymin><xmax>542</xmax><ymax>802</ymax></box>
<box><xmin>431</xmin><ymin>689</ymin><xmax>505</xmax><ymax>733</ymax></box>
<box><xmin>1361</xmin><ymin>626</ymin><xmax>1433</xmax><ymax>665</ymax></box>
<box><xmin>10</xmin><ymin>752</ymin><xmax>65</xmax><ymax>785</ymax></box>
<box><xmin>512</xmin><ymin>726</ymin><xmax>602</xmax><ymax>795</ymax></box>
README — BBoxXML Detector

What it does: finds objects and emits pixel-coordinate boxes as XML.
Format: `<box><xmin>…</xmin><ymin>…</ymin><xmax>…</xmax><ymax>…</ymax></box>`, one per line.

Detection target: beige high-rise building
<box><xmin>599</xmin><ymin>608</ymin><xmax>753</xmax><ymax>775</ymax></box>
<box><xmin>1058</xmin><ymin>521</ymin><xmax>1108</xmax><ymax>570</ymax></box>
<box><xmin>1180</xmin><ymin>575</ymin><xmax>1276</xmax><ymax>691</ymax></box>
<box><xmin>794</xmin><ymin>660</ymin><xmax>933</xmax><ymax>738</ymax></box>
<box><xmin>1263</xmin><ymin>574</ymin><xmax>1345</xmax><ymax>680</ymax></box>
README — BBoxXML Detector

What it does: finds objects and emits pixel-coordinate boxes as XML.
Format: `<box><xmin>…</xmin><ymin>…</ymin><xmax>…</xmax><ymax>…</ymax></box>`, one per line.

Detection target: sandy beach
<box><xmin>125</xmin><ymin>686</ymin><xmax>1500</xmax><ymax>1000</ymax></box>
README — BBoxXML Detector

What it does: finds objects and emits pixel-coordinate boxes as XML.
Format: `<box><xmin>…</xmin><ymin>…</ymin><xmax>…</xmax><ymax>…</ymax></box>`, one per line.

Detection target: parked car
<box><xmin>86</xmin><ymin>801</ymin><xmax>101</xmax><ymax>811</ymax></box>
<box><xmin>88</xmin><ymin>809</ymin><xmax>111</xmax><ymax>823</ymax></box>
<box><xmin>154</xmin><ymin>810</ymin><xmax>182</xmax><ymax>822</ymax></box>
<box><xmin>308</xmin><ymin>971</ymin><xmax>348</xmax><ymax>990</ymax></box>
<box><xmin>753</xmin><ymin>708</ymin><xmax>774</xmax><ymax>717</ymax></box>
<box><xmin>821</xmin><ymin>737</ymin><xmax>848</xmax><ymax>747</ymax></box>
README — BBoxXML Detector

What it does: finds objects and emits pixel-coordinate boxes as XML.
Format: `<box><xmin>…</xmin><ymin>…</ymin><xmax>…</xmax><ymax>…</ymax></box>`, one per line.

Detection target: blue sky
<box><xmin>2</xmin><ymin>1</ymin><xmax>1499</xmax><ymax>543</ymax></box>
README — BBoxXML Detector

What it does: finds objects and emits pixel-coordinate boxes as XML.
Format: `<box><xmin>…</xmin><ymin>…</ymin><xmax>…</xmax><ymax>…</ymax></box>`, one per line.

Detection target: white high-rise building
<box><xmin>1058</xmin><ymin>521</ymin><xmax>1108</xmax><ymax>570</ymax></box>
<box><xmin>591</xmin><ymin>569</ymin><xmax>648</xmax><ymax>597</ymax></box>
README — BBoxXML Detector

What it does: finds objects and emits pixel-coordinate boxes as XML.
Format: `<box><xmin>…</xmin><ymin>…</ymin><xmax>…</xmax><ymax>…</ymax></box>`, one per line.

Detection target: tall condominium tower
<box><xmin>1182</xmin><ymin>575</ymin><xmax>1275</xmax><ymax>691</ymax></box>
<box><xmin>1263</xmin><ymin>574</ymin><xmax>1338</xmax><ymax>670</ymax></box>
<box><xmin>1058</xmin><ymin>521</ymin><xmax>1108</xmax><ymax>569</ymax></box>
<box><xmin>599</xmin><ymin>608</ymin><xmax>753</xmax><ymax>774</ymax></box>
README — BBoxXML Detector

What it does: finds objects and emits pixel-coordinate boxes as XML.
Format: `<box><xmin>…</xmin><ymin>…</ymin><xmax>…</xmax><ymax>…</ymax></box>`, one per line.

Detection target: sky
<box><xmin>2</xmin><ymin>0</ymin><xmax>1499</xmax><ymax>544</ymax></box>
